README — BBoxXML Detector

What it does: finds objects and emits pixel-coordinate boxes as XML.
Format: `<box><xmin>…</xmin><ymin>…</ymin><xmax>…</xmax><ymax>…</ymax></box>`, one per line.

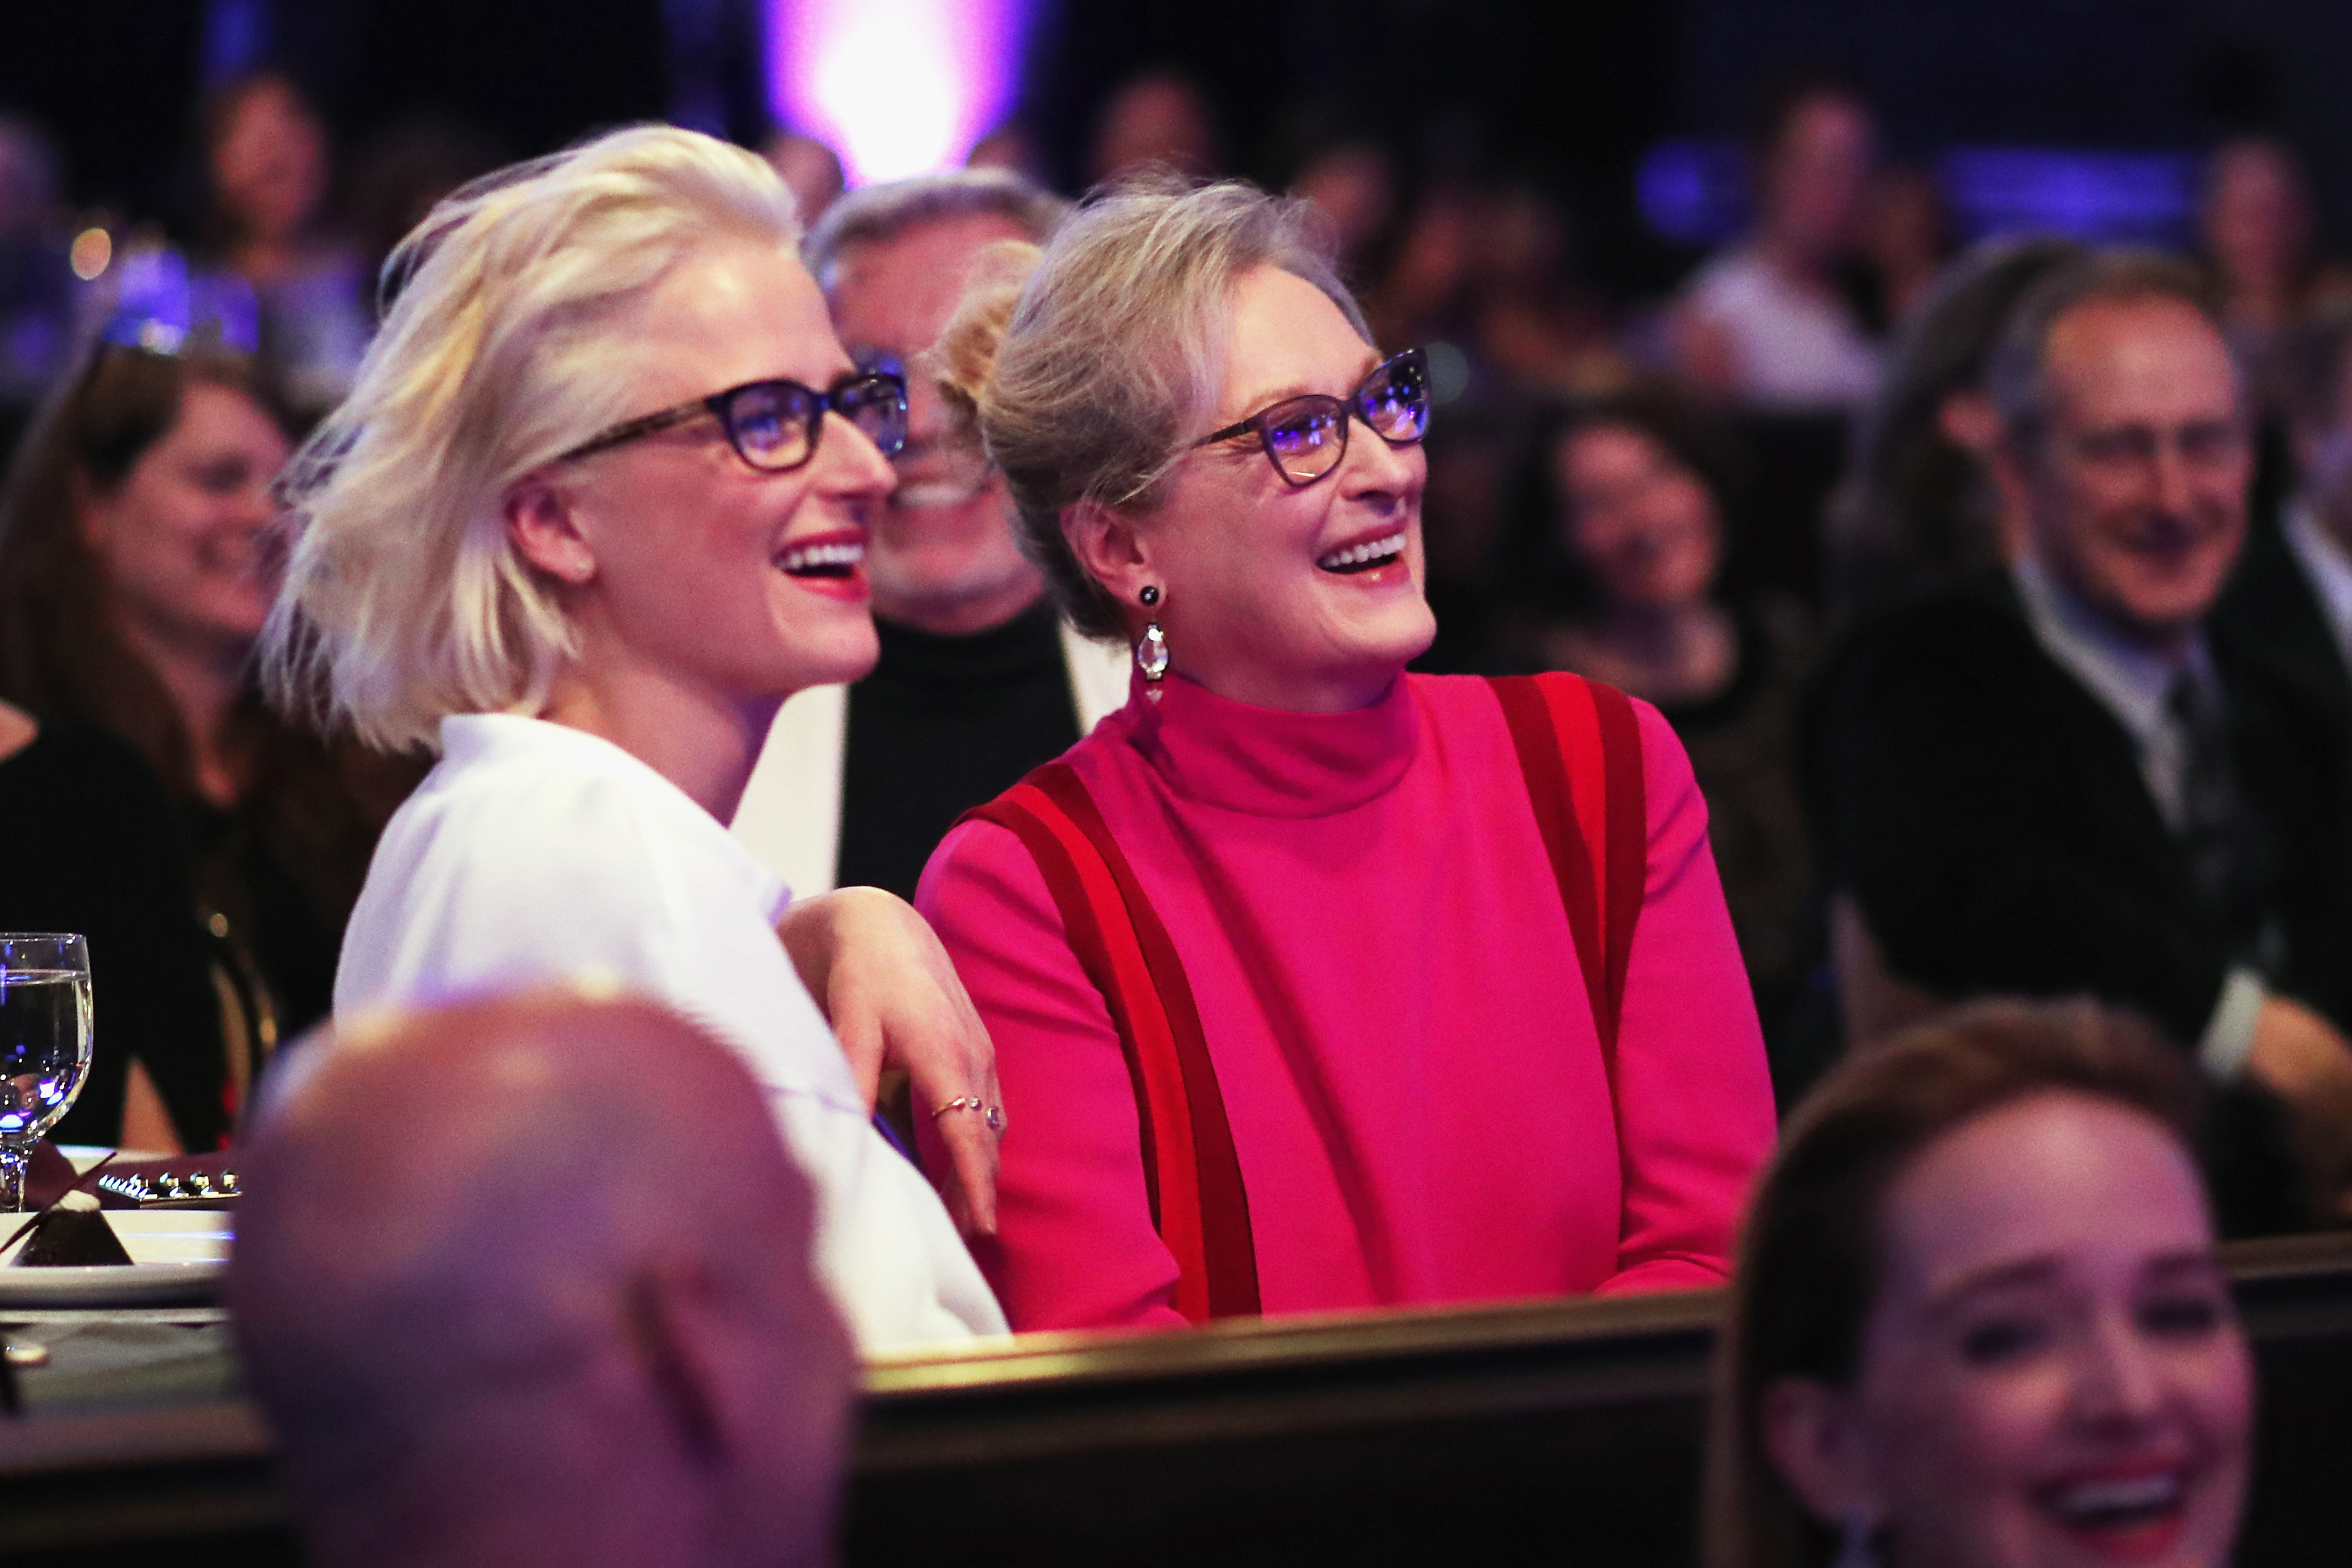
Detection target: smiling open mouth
<box><xmin>2037</xmin><ymin>1470</ymin><xmax>2187</xmax><ymax>1548</ymax></box>
<box><xmin>1318</xmin><ymin>531</ymin><xmax>1406</xmax><ymax>575</ymax></box>
<box><xmin>777</xmin><ymin>541</ymin><xmax>865</xmax><ymax>579</ymax></box>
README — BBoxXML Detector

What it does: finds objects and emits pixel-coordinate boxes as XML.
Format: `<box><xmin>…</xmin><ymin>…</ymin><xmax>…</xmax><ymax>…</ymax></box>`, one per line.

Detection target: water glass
<box><xmin>0</xmin><ymin>934</ymin><xmax>94</xmax><ymax>1211</ymax></box>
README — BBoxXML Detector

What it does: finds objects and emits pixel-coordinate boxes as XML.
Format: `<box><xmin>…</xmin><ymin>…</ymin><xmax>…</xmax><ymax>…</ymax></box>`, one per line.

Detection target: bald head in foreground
<box><xmin>230</xmin><ymin>991</ymin><xmax>854</xmax><ymax>1568</ymax></box>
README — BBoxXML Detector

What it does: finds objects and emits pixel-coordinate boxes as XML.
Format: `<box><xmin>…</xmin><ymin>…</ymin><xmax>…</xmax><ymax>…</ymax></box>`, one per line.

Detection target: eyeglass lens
<box><xmin>1260</xmin><ymin>353</ymin><xmax>1431</xmax><ymax>484</ymax></box>
<box><xmin>723</xmin><ymin>375</ymin><xmax>908</xmax><ymax>471</ymax></box>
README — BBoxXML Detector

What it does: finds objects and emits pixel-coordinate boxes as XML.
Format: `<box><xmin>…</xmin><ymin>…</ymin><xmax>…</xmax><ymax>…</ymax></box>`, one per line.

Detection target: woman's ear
<box><xmin>505</xmin><ymin>472</ymin><xmax>598</xmax><ymax>586</ymax></box>
<box><xmin>1061</xmin><ymin>499</ymin><xmax>1153</xmax><ymax>615</ymax></box>
<box><xmin>1760</xmin><ymin>1374</ymin><xmax>1885</xmax><ymax>1532</ymax></box>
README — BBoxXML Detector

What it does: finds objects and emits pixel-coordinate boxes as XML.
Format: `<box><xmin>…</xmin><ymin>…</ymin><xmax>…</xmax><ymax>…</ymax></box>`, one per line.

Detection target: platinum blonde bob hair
<box><xmin>262</xmin><ymin>125</ymin><xmax>802</xmax><ymax>752</ymax></box>
<box><xmin>934</xmin><ymin>177</ymin><xmax>1369</xmax><ymax>639</ymax></box>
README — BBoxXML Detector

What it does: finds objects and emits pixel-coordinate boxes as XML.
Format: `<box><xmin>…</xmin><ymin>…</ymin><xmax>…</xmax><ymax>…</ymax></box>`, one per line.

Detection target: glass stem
<box><xmin>0</xmin><ymin>1146</ymin><xmax>26</xmax><ymax>1214</ymax></box>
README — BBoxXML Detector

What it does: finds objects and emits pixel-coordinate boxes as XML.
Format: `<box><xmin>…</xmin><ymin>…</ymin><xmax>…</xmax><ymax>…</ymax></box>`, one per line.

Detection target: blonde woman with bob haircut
<box><xmin>264</xmin><ymin>125</ymin><xmax>1007</xmax><ymax>1349</ymax></box>
<box><xmin>912</xmin><ymin>180</ymin><xmax>1773</xmax><ymax>1333</ymax></box>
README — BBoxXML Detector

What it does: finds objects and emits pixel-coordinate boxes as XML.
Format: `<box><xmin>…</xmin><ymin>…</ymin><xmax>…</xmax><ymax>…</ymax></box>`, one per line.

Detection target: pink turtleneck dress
<box><xmin>916</xmin><ymin>670</ymin><xmax>1775</xmax><ymax>1333</ymax></box>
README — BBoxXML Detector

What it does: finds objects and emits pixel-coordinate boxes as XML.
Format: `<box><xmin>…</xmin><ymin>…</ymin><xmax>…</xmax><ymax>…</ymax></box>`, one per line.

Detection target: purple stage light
<box><xmin>767</xmin><ymin>0</ymin><xmax>1032</xmax><ymax>185</ymax></box>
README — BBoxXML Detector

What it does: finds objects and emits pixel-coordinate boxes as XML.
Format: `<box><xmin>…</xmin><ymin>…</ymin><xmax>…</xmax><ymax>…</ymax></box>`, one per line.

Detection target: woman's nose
<box><xmin>2070</xmin><ymin>1317</ymin><xmax>2170</xmax><ymax>1427</ymax></box>
<box><xmin>1341</xmin><ymin>419</ymin><xmax>1425</xmax><ymax>497</ymax></box>
<box><xmin>817</xmin><ymin>410</ymin><xmax>898</xmax><ymax>499</ymax></box>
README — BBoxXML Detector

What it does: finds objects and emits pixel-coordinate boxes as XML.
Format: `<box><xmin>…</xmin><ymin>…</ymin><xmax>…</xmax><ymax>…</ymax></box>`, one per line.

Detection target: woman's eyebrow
<box><xmin>1924</xmin><ymin>1254</ymin><xmax>2063</xmax><ymax>1316</ymax></box>
<box><xmin>1221</xmin><ymin>353</ymin><xmax>1383</xmax><ymax>424</ymax></box>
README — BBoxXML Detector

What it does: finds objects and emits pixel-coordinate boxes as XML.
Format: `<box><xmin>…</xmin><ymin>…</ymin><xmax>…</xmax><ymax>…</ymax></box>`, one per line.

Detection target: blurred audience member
<box><xmin>1827</xmin><ymin>236</ymin><xmax>2083</xmax><ymax>621</ymax></box>
<box><xmin>0</xmin><ymin>697</ymin><xmax>228</xmax><ymax>1149</ymax></box>
<box><xmin>346</xmin><ymin>113</ymin><xmax>508</xmax><ymax>303</ymax></box>
<box><xmin>764</xmin><ymin>131</ymin><xmax>846</xmax><ymax>228</ymax></box>
<box><xmin>1291</xmin><ymin>138</ymin><xmax>1397</xmax><ymax>285</ymax></box>
<box><xmin>2214</xmin><ymin>298</ymin><xmax>2352</xmax><ymax>721</ymax></box>
<box><xmin>1088</xmin><ymin>69</ymin><xmax>1217</xmax><ymax>185</ymax></box>
<box><xmin>965</xmin><ymin>122</ymin><xmax>1044</xmax><ymax>183</ymax></box>
<box><xmin>2198</xmin><ymin>137</ymin><xmax>2344</xmax><ymax>411</ymax></box>
<box><xmin>1367</xmin><ymin>180</ymin><xmax>1476</xmax><ymax>354</ymax></box>
<box><xmin>1854</xmin><ymin>163</ymin><xmax>1950</xmax><ymax>332</ymax></box>
<box><xmin>1468</xmin><ymin>182</ymin><xmax>1623</xmax><ymax>397</ymax></box>
<box><xmin>233</xmin><ymin>990</ymin><xmax>854</xmax><ymax>1568</ymax></box>
<box><xmin>0</xmin><ymin>117</ymin><xmax>78</xmax><ymax>410</ymax></box>
<box><xmin>1811</xmin><ymin>251</ymin><xmax>2352</xmax><ymax>1231</ymax></box>
<box><xmin>1709</xmin><ymin>997</ymin><xmax>2254</xmax><ymax>1568</ymax></box>
<box><xmin>1498</xmin><ymin>387</ymin><xmax>1810</xmax><ymax>1002</ymax></box>
<box><xmin>1673</xmin><ymin>73</ymin><xmax>1881</xmax><ymax>412</ymax></box>
<box><xmin>198</xmin><ymin>72</ymin><xmax>371</xmax><ymax>416</ymax></box>
<box><xmin>0</xmin><ymin>340</ymin><xmax>422</xmax><ymax>1071</ymax></box>
<box><xmin>735</xmin><ymin>170</ymin><xmax>1125</xmax><ymax>906</ymax></box>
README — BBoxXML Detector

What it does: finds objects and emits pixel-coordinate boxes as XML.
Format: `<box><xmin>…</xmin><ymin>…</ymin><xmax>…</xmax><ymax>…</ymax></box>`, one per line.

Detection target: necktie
<box><xmin>2166</xmin><ymin>671</ymin><xmax>2271</xmax><ymax>950</ymax></box>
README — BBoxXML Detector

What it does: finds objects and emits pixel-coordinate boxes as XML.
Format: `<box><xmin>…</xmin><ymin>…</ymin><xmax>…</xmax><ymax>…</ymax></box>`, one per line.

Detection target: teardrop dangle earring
<box><xmin>1136</xmin><ymin>584</ymin><xmax>1169</xmax><ymax>702</ymax></box>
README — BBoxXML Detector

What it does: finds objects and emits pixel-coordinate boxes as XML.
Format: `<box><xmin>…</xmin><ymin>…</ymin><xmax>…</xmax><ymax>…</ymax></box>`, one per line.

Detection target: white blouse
<box><xmin>335</xmin><ymin>713</ymin><xmax>1008</xmax><ymax>1350</ymax></box>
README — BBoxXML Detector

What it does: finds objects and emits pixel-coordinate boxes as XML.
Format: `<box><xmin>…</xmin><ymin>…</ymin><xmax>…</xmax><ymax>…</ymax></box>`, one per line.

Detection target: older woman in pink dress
<box><xmin>916</xmin><ymin>182</ymin><xmax>1775</xmax><ymax>1333</ymax></box>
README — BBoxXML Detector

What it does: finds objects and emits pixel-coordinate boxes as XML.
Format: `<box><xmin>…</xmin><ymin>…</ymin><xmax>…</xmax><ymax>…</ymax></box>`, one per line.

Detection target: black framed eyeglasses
<box><xmin>558</xmin><ymin>369</ymin><xmax>909</xmax><ymax>473</ymax></box>
<box><xmin>1191</xmin><ymin>347</ymin><xmax>1431</xmax><ymax>487</ymax></box>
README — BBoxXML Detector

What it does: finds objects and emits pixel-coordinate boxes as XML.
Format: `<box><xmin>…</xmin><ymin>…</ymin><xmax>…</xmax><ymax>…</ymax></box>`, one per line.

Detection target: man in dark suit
<box><xmin>1813</xmin><ymin>250</ymin><xmax>2352</xmax><ymax>1229</ymax></box>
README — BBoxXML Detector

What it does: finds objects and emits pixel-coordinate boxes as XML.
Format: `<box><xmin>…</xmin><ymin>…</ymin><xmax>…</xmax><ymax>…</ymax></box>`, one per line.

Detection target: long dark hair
<box><xmin>1705</xmin><ymin>998</ymin><xmax>2207</xmax><ymax>1568</ymax></box>
<box><xmin>0</xmin><ymin>342</ymin><xmax>289</xmax><ymax>788</ymax></box>
<box><xmin>1826</xmin><ymin>235</ymin><xmax>2083</xmax><ymax>618</ymax></box>
<box><xmin>1493</xmin><ymin>380</ymin><xmax>1747</xmax><ymax>624</ymax></box>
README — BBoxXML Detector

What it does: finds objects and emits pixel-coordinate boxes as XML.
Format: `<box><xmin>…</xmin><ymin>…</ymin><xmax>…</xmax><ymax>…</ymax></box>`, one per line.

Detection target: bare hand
<box><xmin>777</xmin><ymin>886</ymin><xmax>1002</xmax><ymax>1236</ymax></box>
<box><xmin>2246</xmin><ymin>996</ymin><xmax>2352</xmax><ymax>1222</ymax></box>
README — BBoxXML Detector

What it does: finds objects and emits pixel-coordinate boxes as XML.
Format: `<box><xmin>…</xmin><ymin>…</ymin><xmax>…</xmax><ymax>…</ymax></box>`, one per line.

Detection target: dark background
<box><xmin>2</xmin><ymin>0</ymin><xmax>2344</xmax><ymax>292</ymax></box>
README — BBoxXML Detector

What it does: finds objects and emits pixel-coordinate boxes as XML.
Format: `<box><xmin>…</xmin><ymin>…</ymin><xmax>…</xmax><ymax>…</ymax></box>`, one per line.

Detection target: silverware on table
<box><xmin>95</xmin><ymin>1169</ymin><xmax>240</xmax><ymax>1208</ymax></box>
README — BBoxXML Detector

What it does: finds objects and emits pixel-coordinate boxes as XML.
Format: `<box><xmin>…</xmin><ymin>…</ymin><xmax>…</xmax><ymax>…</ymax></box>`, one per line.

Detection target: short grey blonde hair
<box><xmin>1985</xmin><ymin>248</ymin><xmax>2228</xmax><ymax>459</ymax></box>
<box><xmin>935</xmin><ymin>178</ymin><xmax>1367</xmax><ymax>639</ymax></box>
<box><xmin>803</xmin><ymin>168</ymin><xmax>1071</xmax><ymax>287</ymax></box>
<box><xmin>262</xmin><ymin>125</ymin><xmax>801</xmax><ymax>752</ymax></box>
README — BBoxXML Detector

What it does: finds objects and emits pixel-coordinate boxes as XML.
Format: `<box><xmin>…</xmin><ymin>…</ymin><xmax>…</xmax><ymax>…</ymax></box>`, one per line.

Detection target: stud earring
<box><xmin>1136</xmin><ymin>585</ymin><xmax>1168</xmax><ymax>701</ymax></box>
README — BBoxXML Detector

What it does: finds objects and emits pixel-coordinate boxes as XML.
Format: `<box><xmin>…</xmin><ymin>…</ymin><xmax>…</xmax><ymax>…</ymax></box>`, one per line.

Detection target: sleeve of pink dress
<box><xmin>916</xmin><ymin>819</ymin><xmax>1192</xmax><ymax>1332</ymax></box>
<box><xmin>1592</xmin><ymin>700</ymin><xmax>1779</xmax><ymax>1296</ymax></box>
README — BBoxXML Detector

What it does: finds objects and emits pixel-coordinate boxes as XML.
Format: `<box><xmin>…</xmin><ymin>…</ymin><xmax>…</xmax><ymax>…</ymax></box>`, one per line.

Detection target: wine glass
<box><xmin>0</xmin><ymin>934</ymin><xmax>94</xmax><ymax>1212</ymax></box>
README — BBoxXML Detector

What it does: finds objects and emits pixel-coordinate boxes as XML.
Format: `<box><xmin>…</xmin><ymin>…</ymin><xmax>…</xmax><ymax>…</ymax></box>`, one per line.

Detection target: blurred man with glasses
<box><xmin>733</xmin><ymin>170</ymin><xmax>1127</xmax><ymax>907</ymax></box>
<box><xmin>1813</xmin><ymin>250</ymin><xmax>2352</xmax><ymax>1231</ymax></box>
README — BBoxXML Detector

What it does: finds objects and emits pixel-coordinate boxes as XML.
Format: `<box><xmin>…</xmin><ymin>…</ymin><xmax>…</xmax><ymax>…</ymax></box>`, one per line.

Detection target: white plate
<box><xmin>0</xmin><ymin>1209</ymin><xmax>232</xmax><ymax>1308</ymax></box>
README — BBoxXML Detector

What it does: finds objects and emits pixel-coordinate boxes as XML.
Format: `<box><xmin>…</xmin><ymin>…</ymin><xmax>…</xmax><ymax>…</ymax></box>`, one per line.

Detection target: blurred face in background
<box><xmin>1293</xmin><ymin>144</ymin><xmax>1395</xmax><ymax>268</ymax></box>
<box><xmin>766</xmin><ymin>134</ymin><xmax>845</xmax><ymax>229</ymax></box>
<box><xmin>1556</xmin><ymin>422</ymin><xmax>1722</xmax><ymax>615</ymax></box>
<box><xmin>2202</xmin><ymin>140</ymin><xmax>2310</xmax><ymax>303</ymax></box>
<box><xmin>827</xmin><ymin>212</ymin><xmax>1045</xmax><ymax>636</ymax></box>
<box><xmin>211</xmin><ymin>78</ymin><xmax>329</xmax><ymax>247</ymax></box>
<box><xmin>2003</xmin><ymin>295</ymin><xmax>2250</xmax><ymax>653</ymax></box>
<box><xmin>1759</xmin><ymin>93</ymin><xmax>1875</xmax><ymax>269</ymax></box>
<box><xmin>78</xmin><ymin>379</ymin><xmax>291</xmax><ymax>661</ymax></box>
<box><xmin>1770</xmin><ymin>1092</ymin><xmax>2253</xmax><ymax>1568</ymax></box>
<box><xmin>1090</xmin><ymin>73</ymin><xmax>1216</xmax><ymax>184</ymax></box>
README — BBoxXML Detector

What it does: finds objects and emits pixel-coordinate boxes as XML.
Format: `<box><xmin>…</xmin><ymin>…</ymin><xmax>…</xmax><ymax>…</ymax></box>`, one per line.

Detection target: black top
<box><xmin>835</xmin><ymin>601</ymin><xmax>1085</xmax><ymax>902</ymax></box>
<box><xmin>1653</xmin><ymin>600</ymin><xmax>1815</xmax><ymax>995</ymax></box>
<box><xmin>0</xmin><ymin>719</ymin><xmax>228</xmax><ymax>1149</ymax></box>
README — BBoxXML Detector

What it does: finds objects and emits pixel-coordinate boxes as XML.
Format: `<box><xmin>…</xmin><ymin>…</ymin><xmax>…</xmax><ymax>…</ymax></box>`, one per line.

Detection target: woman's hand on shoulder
<box><xmin>777</xmin><ymin>886</ymin><xmax>1003</xmax><ymax>1236</ymax></box>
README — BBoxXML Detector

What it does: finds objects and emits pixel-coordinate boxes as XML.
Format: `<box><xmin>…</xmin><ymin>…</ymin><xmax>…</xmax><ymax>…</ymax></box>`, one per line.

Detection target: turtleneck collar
<box><xmin>1120</xmin><ymin>667</ymin><xmax>1420</xmax><ymax>817</ymax></box>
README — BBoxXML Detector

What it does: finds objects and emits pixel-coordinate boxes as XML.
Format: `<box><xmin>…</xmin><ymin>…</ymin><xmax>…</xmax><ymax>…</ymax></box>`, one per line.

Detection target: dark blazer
<box><xmin>1812</xmin><ymin>569</ymin><xmax>2352</xmax><ymax>1047</ymax></box>
<box><xmin>2213</xmin><ymin>513</ymin><xmax>2352</xmax><ymax>744</ymax></box>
